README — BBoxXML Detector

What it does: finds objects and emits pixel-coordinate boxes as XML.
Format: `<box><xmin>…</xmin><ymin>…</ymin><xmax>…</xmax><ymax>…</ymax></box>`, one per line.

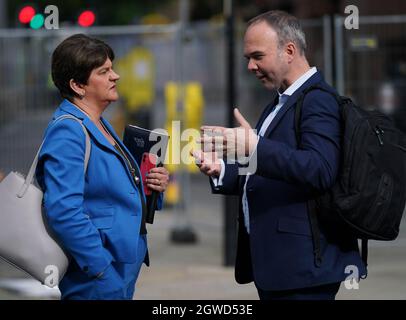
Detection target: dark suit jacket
<box><xmin>211</xmin><ymin>71</ymin><xmax>367</xmax><ymax>291</ymax></box>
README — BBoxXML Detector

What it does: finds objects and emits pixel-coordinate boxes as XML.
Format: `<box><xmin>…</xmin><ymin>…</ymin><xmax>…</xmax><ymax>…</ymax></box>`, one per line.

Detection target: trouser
<box><xmin>256</xmin><ymin>282</ymin><xmax>341</xmax><ymax>300</ymax></box>
<box><xmin>59</xmin><ymin>235</ymin><xmax>147</xmax><ymax>300</ymax></box>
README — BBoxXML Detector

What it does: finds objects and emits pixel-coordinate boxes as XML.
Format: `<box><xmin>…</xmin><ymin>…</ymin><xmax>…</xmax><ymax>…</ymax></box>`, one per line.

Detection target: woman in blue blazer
<box><xmin>36</xmin><ymin>34</ymin><xmax>169</xmax><ymax>300</ymax></box>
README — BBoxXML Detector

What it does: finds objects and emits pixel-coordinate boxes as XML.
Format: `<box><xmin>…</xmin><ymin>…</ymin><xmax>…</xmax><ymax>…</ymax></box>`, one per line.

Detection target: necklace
<box><xmin>73</xmin><ymin>103</ymin><xmax>116</xmax><ymax>143</ymax></box>
<box><xmin>99</xmin><ymin>120</ymin><xmax>140</xmax><ymax>186</ymax></box>
<box><xmin>99</xmin><ymin>116</ymin><xmax>147</xmax><ymax>226</ymax></box>
<box><xmin>72</xmin><ymin>103</ymin><xmax>139</xmax><ymax>185</ymax></box>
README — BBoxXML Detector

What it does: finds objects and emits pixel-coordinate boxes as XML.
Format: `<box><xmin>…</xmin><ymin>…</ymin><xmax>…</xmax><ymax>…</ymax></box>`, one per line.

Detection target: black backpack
<box><xmin>295</xmin><ymin>84</ymin><xmax>406</xmax><ymax>268</ymax></box>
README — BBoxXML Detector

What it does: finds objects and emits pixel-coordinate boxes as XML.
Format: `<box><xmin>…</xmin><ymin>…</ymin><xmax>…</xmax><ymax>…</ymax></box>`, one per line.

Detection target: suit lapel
<box><xmin>82</xmin><ymin>118</ymin><xmax>119</xmax><ymax>154</ymax></box>
<box><xmin>100</xmin><ymin>118</ymin><xmax>145</xmax><ymax>198</ymax></box>
<box><xmin>101</xmin><ymin>119</ymin><xmax>141</xmax><ymax>170</ymax></box>
<box><xmin>262</xmin><ymin>71</ymin><xmax>323</xmax><ymax>138</ymax></box>
<box><xmin>261</xmin><ymin>94</ymin><xmax>297</xmax><ymax>137</ymax></box>
<box><xmin>58</xmin><ymin>100</ymin><xmax>140</xmax><ymax>189</ymax></box>
<box><xmin>238</xmin><ymin>93</ymin><xmax>279</xmax><ymax>191</ymax></box>
<box><xmin>255</xmin><ymin>94</ymin><xmax>279</xmax><ymax>130</ymax></box>
<box><xmin>59</xmin><ymin>100</ymin><xmax>119</xmax><ymax>155</ymax></box>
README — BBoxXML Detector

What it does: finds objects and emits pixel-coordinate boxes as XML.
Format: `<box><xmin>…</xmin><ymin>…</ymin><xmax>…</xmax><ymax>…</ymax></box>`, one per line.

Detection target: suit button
<box><xmin>83</xmin><ymin>266</ymin><xmax>89</xmax><ymax>273</ymax></box>
<box><xmin>248</xmin><ymin>188</ymin><xmax>253</xmax><ymax>192</ymax></box>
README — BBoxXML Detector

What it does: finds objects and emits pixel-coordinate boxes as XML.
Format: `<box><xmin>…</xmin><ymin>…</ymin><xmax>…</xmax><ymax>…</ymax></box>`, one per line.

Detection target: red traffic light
<box><xmin>78</xmin><ymin>10</ymin><xmax>96</xmax><ymax>27</ymax></box>
<box><xmin>19</xmin><ymin>6</ymin><xmax>36</xmax><ymax>24</ymax></box>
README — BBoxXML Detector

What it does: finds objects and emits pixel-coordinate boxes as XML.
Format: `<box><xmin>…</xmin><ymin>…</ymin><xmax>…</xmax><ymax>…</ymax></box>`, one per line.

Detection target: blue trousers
<box><xmin>59</xmin><ymin>235</ymin><xmax>147</xmax><ymax>300</ymax></box>
<box><xmin>256</xmin><ymin>282</ymin><xmax>341</xmax><ymax>300</ymax></box>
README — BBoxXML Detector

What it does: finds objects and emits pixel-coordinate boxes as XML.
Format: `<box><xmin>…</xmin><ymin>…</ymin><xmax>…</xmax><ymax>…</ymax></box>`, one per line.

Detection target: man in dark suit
<box><xmin>192</xmin><ymin>10</ymin><xmax>366</xmax><ymax>300</ymax></box>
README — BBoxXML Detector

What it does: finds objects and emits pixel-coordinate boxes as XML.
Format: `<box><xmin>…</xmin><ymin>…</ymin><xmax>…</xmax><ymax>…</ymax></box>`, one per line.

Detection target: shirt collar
<box><xmin>277</xmin><ymin>67</ymin><xmax>317</xmax><ymax>99</ymax></box>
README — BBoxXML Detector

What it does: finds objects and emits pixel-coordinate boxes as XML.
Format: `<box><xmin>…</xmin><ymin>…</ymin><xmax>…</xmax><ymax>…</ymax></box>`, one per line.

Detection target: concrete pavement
<box><xmin>1</xmin><ymin>173</ymin><xmax>405</xmax><ymax>300</ymax></box>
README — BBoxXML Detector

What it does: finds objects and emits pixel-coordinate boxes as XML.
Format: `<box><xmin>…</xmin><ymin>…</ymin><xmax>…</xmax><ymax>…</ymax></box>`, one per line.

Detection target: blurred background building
<box><xmin>0</xmin><ymin>0</ymin><xmax>406</xmax><ymax>299</ymax></box>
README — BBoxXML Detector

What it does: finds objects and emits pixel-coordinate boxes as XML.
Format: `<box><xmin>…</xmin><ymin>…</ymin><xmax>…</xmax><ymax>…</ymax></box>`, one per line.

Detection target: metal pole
<box><xmin>0</xmin><ymin>0</ymin><xmax>7</xmax><ymax>28</ymax></box>
<box><xmin>334</xmin><ymin>15</ymin><xmax>345</xmax><ymax>95</ymax></box>
<box><xmin>170</xmin><ymin>0</ymin><xmax>198</xmax><ymax>244</ymax></box>
<box><xmin>223</xmin><ymin>0</ymin><xmax>238</xmax><ymax>266</ymax></box>
<box><xmin>323</xmin><ymin>15</ymin><xmax>333</xmax><ymax>86</ymax></box>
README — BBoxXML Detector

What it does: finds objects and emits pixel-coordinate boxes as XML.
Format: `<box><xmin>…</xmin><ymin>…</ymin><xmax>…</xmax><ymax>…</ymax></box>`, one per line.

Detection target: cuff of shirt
<box><xmin>238</xmin><ymin>135</ymin><xmax>260</xmax><ymax>168</ymax></box>
<box><xmin>211</xmin><ymin>159</ymin><xmax>225</xmax><ymax>187</ymax></box>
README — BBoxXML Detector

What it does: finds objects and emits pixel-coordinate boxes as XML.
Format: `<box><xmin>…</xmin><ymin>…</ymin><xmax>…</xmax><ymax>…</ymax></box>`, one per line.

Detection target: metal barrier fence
<box><xmin>334</xmin><ymin>14</ymin><xmax>406</xmax><ymax>132</ymax></box>
<box><xmin>0</xmin><ymin>24</ymin><xmax>180</xmax><ymax>173</ymax></box>
<box><xmin>5</xmin><ymin>15</ymin><xmax>406</xmax><ymax>174</ymax></box>
<box><xmin>0</xmin><ymin>18</ymin><xmax>328</xmax><ymax>175</ymax></box>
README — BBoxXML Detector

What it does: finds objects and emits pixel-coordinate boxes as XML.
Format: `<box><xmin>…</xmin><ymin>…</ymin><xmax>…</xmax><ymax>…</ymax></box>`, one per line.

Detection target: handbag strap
<box><xmin>17</xmin><ymin>115</ymin><xmax>91</xmax><ymax>198</ymax></box>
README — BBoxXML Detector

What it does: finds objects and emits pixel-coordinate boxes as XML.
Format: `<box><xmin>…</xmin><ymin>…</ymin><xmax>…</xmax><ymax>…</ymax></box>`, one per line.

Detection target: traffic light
<box><xmin>18</xmin><ymin>5</ymin><xmax>36</xmax><ymax>24</ymax></box>
<box><xmin>18</xmin><ymin>5</ymin><xmax>96</xmax><ymax>29</ymax></box>
<box><xmin>78</xmin><ymin>10</ymin><xmax>96</xmax><ymax>27</ymax></box>
<box><xmin>29</xmin><ymin>14</ymin><xmax>44</xmax><ymax>29</ymax></box>
<box><xmin>18</xmin><ymin>5</ymin><xmax>45</xmax><ymax>29</ymax></box>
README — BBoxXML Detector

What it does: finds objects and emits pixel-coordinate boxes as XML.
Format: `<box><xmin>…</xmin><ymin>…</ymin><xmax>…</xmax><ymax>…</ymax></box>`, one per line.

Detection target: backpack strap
<box><xmin>307</xmin><ymin>199</ymin><xmax>323</xmax><ymax>267</ymax></box>
<box><xmin>296</xmin><ymin>86</ymin><xmax>370</xmax><ymax>270</ymax></box>
<box><xmin>294</xmin><ymin>84</ymin><xmax>340</xmax><ymax>268</ymax></box>
<box><xmin>294</xmin><ymin>84</ymin><xmax>340</xmax><ymax>144</ymax></box>
<box><xmin>361</xmin><ymin>239</ymin><xmax>369</xmax><ymax>270</ymax></box>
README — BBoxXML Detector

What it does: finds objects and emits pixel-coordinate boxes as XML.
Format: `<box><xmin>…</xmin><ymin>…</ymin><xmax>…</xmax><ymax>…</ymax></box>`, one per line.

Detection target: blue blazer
<box><xmin>36</xmin><ymin>99</ymin><xmax>160</xmax><ymax>279</ymax></box>
<box><xmin>212</xmin><ymin>72</ymin><xmax>366</xmax><ymax>291</ymax></box>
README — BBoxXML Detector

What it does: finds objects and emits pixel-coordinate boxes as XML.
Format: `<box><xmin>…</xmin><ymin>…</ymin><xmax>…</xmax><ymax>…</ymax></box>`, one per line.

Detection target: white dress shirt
<box><xmin>213</xmin><ymin>67</ymin><xmax>317</xmax><ymax>233</ymax></box>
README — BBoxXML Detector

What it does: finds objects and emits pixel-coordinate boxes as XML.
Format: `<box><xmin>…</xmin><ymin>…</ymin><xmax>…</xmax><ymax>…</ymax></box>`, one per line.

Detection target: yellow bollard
<box><xmin>163</xmin><ymin>81</ymin><xmax>205</xmax><ymax>205</ymax></box>
<box><xmin>183</xmin><ymin>82</ymin><xmax>204</xmax><ymax>173</ymax></box>
<box><xmin>164</xmin><ymin>82</ymin><xmax>181</xmax><ymax>206</ymax></box>
<box><xmin>116</xmin><ymin>47</ymin><xmax>155</xmax><ymax>113</ymax></box>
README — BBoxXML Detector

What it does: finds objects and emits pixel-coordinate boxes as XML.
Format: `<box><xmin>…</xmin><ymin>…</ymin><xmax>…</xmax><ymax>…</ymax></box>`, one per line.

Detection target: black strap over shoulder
<box><xmin>307</xmin><ymin>199</ymin><xmax>323</xmax><ymax>267</ymax></box>
<box><xmin>294</xmin><ymin>84</ymin><xmax>341</xmax><ymax>268</ymax></box>
<box><xmin>294</xmin><ymin>84</ymin><xmax>340</xmax><ymax>145</ymax></box>
<box><xmin>361</xmin><ymin>239</ymin><xmax>368</xmax><ymax>271</ymax></box>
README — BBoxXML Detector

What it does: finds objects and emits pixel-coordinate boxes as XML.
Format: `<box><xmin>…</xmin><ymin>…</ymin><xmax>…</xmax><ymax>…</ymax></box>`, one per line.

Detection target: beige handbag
<box><xmin>0</xmin><ymin>115</ymin><xmax>90</xmax><ymax>288</ymax></box>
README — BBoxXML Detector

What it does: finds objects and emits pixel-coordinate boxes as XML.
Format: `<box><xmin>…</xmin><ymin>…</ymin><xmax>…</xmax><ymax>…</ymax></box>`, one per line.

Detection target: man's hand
<box><xmin>190</xmin><ymin>150</ymin><xmax>221</xmax><ymax>177</ymax></box>
<box><xmin>199</xmin><ymin>108</ymin><xmax>258</xmax><ymax>159</ymax></box>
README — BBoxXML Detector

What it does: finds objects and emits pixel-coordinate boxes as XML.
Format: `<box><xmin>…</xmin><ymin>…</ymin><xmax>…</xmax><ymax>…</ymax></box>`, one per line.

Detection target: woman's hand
<box><xmin>145</xmin><ymin>166</ymin><xmax>169</xmax><ymax>193</ymax></box>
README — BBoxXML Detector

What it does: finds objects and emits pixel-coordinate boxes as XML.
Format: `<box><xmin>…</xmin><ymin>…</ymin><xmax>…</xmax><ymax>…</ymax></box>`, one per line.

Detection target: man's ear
<box><xmin>69</xmin><ymin>79</ymin><xmax>85</xmax><ymax>97</ymax></box>
<box><xmin>285</xmin><ymin>42</ymin><xmax>296</xmax><ymax>63</ymax></box>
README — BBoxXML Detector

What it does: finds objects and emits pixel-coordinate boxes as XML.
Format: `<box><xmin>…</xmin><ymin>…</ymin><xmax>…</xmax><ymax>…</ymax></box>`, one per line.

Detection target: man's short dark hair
<box><xmin>247</xmin><ymin>10</ymin><xmax>307</xmax><ymax>56</ymax></box>
<box><xmin>51</xmin><ymin>34</ymin><xmax>115</xmax><ymax>100</ymax></box>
